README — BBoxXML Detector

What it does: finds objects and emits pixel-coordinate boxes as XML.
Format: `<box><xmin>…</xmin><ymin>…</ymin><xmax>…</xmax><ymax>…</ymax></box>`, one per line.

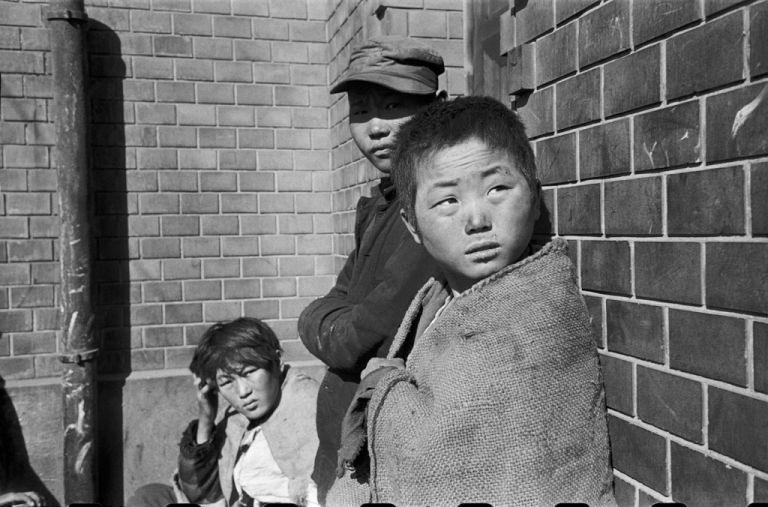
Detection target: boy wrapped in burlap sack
<box><xmin>330</xmin><ymin>96</ymin><xmax>616</xmax><ymax>507</ymax></box>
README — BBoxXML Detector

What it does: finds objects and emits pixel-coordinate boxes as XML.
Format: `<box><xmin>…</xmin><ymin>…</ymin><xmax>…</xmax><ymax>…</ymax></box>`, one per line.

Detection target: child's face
<box><xmin>348</xmin><ymin>84</ymin><xmax>430</xmax><ymax>174</ymax></box>
<box><xmin>403</xmin><ymin>137</ymin><xmax>539</xmax><ymax>293</ymax></box>
<box><xmin>216</xmin><ymin>364</ymin><xmax>281</xmax><ymax>421</ymax></box>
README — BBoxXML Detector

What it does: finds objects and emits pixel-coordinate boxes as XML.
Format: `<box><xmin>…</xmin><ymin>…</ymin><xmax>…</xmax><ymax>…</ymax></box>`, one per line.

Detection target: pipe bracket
<box><xmin>47</xmin><ymin>9</ymin><xmax>88</xmax><ymax>21</ymax></box>
<box><xmin>59</xmin><ymin>348</ymin><xmax>99</xmax><ymax>365</ymax></box>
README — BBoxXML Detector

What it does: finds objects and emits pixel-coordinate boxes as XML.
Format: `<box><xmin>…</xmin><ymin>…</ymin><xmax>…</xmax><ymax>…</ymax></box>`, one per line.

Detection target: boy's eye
<box><xmin>433</xmin><ymin>196</ymin><xmax>458</xmax><ymax>208</ymax></box>
<box><xmin>218</xmin><ymin>377</ymin><xmax>232</xmax><ymax>387</ymax></box>
<box><xmin>384</xmin><ymin>102</ymin><xmax>400</xmax><ymax>110</ymax></box>
<box><xmin>488</xmin><ymin>185</ymin><xmax>510</xmax><ymax>195</ymax></box>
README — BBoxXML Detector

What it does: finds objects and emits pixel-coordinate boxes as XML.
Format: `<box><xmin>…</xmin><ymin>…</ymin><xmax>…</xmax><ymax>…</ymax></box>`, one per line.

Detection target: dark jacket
<box><xmin>297</xmin><ymin>178</ymin><xmax>439</xmax><ymax>502</ymax></box>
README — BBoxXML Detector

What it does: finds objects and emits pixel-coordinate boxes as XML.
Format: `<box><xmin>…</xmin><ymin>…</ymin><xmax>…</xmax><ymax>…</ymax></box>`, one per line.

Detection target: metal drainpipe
<box><xmin>48</xmin><ymin>0</ymin><xmax>98</xmax><ymax>503</ymax></box>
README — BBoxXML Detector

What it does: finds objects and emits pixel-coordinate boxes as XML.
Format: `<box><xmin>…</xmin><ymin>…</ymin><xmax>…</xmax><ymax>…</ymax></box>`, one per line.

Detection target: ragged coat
<box><xmin>365</xmin><ymin>239</ymin><xmax>616</xmax><ymax>507</ymax></box>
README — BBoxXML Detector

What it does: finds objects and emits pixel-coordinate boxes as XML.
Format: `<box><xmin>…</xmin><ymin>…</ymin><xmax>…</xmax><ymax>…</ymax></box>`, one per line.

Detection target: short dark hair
<box><xmin>392</xmin><ymin>96</ymin><xmax>537</xmax><ymax>227</ymax></box>
<box><xmin>190</xmin><ymin>317</ymin><xmax>282</xmax><ymax>385</ymax></box>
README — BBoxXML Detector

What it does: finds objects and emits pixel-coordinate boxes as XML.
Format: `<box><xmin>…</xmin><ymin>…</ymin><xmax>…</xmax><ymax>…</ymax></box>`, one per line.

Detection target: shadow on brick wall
<box><xmin>86</xmin><ymin>20</ymin><xmax>131</xmax><ymax>505</ymax></box>
<box><xmin>0</xmin><ymin>375</ymin><xmax>57</xmax><ymax>505</ymax></box>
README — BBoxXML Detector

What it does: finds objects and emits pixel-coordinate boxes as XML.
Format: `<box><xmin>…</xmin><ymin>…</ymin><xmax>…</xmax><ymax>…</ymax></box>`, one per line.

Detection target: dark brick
<box><xmin>165</xmin><ymin>303</ymin><xmax>203</xmax><ymax>324</ymax></box>
<box><xmin>637</xmin><ymin>367</ymin><xmax>702</xmax><ymax>441</ymax></box>
<box><xmin>556</xmin><ymin>0</ymin><xmax>599</xmax><ymax>24</ymax></box>
<box><xmin>515</xmin><ymin>0</ymin><xmax>554</xmax><ymax>43</ymax></box>
<box><xmin>756</xmin><ymin>477</ymin><xmax>768</xmax><ymax>502</ymax></box>
<box><xmin>144</xmin><ymin>326</ymin><xmax>183</xmax><ymax>348</ymax></box>
<box><xmin>667</xmin><ymin>166</ymin><xmax>745</xmax><ymax>236</ymax></box>
<box><xmin>605</xmin><ymin>177</ymin><xmax>662</xmax><ymax>236</ymax></box>
<box><xmin>608</xmin><ymin>415</ymin><xmax>667</xmax><ymax>493</ymax></box>
<box><xmin>753</xmin><ymin>163</ymin><xmax>768</xmax><ymax>236</ymax></box>
<box><xmin>557</xmin><ymin>184</ymin><xmax>601</xmax><ymax>235</ymax></box>
<box><xmin>10</xmin><ymin>286</ymin><xmax>54</xmax><ymax>308</ymax></box>
<box><xmin>604</xmin><ymin>45</ymin><xmax>661</xmax><ymax>117</ymax></box>
<box><xmin>516</xmin><ymin>86</ymin><xmax>553</xmax><ymax>138</ymax></box>
<box><xmin>757</xmin><ymin>322</ymin><xmax>768</xmax><ymax>394</ymax></box>
<box><xmin>709</xmin><ymin>387</ymin><xmax>768</xmax><ymax>473</ymax></box>
<box><xmin>612</xmin><ymin>476</ymin><xmax>635</xmax><ymax>507</ymax></box>
<box><xmin>599</xmin><ymin>353</ymin><xmax>633</xmax><ymax>415</ymax></box>
<box><xmin>707</xmin><ymin>83</ymin><xmax>768</xmax><ymax>162</ymax></box>
<box><xmin>2</xmin><ymin>310</ymin><xmax>33</xmax><ymax>332</ymax></box>
<box><xmin>635</xmin><ymin>241</ymin><xmax>701</xmax><ymax>305</ymax></box>
<box><xmin>506</xmin><ymin>44</ymin><xmax>535</xmax><ymax>95</ymax></box>
<box><xmin>705</xmin><ymin>0</ymin><xmax>748</xmax><ymax>17</ymax></box>
<box><xmin>633</xmin><ymin>0</ymin><xmax>700</xmax><ymax>46</ymax></box>
<box><xmin>671</xmin><ymin>442</ymin><xmax>747</xmax><ymax>507</ymax></box>
<box><xmin>555</xmin><ymin>68</ymin><xmax>600</xmax><ymax>130</ymax></box>
<box><xmin>584</xmin><ymin>295</ymin><xmax>603</xmax><ymax>347</ymax></box>
<box><xmin>534</xmin><ymin>187</ymin><xmax>555</xmax><ymax>235</ymax></box>
<box><xmin>634</xmin><ymin>100</ymin><xmax>700</xmax><ymax>172</ymax></box>
<box><xmin>606</xmin><ymin>300</ymin><xmax>665</xmax><ymax>363</ymax></box>
<box><xmin>566</xmin><ymin>238</ymin><xmax>579</xmax><ymax>276</ymax></box>
<box><xmin>667</xmin><ymin>12</ymin><xmax>744</xmax><ymax>100</ymax></box>
<box><xmin>0</xmin><ymin>357</ymin><xmax>34</xmax><ymax>380</ymax></box>
<box><xmin>581</xmin><ymin>240</ymin><xmax>631</xmax><ymax>295</ymax></box>
<box><xmin>580</xmin><ymin>119</ymin><xmax>630</xmax><ymax>180</ymax></box>
<box><xmin>706</xmin><ymin>242</ymin><xmax>768</xmax><ymax>316</ymax></box>
<box><xmin>751</xmin><ymin>1</ymin><xmax>768</xmax><ymax>77</ymax></box>
<box><xmin>578</xmin><ymin>0</ymin><xmax>630</xmax><ymax>67</ymax></box>
<box><xmin>500</xmin><ymin>9</ymin><xmax>515</xmax><ymax>55</ymax></box>
<box><xmin>669</xmin><ymin>309</ymin><xmax>746</xmax><ymax>385</ymax></box>
<box><xmin>12</xmin><ymin>332</ymin><xmax>56</xmax><ymax>355</ymax></box>
<box><xmin>535</xmin><ymin>132</ymin><xmax>577</xmax><ymax>184</ymax></box>
<box><xmin>637</xmin><ymin>489</ymin><xmax>665</xmax><ymax>507</ymax></box>
<box><xmin>536</xmin><ymin>23</ymin><xmax>576</xmax><ymax>85</ymax></box>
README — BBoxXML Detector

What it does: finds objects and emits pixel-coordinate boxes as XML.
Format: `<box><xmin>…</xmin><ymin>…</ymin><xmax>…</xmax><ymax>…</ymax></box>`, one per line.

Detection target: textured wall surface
<box><xmin>493</xmin><ymin>0</ymin><xmax>768</xmax><ymax>505</ymax></box>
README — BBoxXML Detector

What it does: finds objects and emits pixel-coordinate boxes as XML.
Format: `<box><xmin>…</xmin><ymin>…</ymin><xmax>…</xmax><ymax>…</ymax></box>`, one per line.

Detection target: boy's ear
<box><xmin>400</xmin><ymin>209</ymin><xmax>422</xmax><ymax>245</ymax></box>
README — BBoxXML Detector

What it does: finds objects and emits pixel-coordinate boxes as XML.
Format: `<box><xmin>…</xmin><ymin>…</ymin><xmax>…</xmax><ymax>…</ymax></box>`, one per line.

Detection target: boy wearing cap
<box><xmin>297</xmin><ymin>36</ymin><xmax>445</xmax><ymax>503</ymax></box>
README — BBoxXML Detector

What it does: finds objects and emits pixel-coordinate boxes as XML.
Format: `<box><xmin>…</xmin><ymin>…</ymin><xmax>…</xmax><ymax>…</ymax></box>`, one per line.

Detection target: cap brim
<box><xmin>330</xmin><ymin>72</ymin><xmax>437</xmax><ymax>95</ymax></box>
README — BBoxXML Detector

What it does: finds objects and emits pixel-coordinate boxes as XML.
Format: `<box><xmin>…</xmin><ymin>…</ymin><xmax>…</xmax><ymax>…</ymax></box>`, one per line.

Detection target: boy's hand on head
<box><xmin>361</xmin><ymin>357</ymin><xmax>405</xmax><ymax>380</ymax></box>
<box><xmin>192</xmin><ymin>373</ymin><xmax>218</xmax><ymax>442</ymax></box>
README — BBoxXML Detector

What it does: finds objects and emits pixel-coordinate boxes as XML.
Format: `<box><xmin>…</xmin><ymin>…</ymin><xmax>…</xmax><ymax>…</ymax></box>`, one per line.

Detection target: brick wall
<box><xmin>0</xmin><ymin>0</ymin><xmax>463</xmax><ymax>501</ymax></box>
<box><xmin>492</xmin><ymin>0</ymin><xmax>768</xmax><ymax>505</ymax></box>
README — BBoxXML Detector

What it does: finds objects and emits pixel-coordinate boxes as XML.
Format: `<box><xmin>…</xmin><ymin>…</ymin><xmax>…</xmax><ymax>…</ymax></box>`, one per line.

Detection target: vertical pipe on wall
<box><xmin>48</xmin><ymin>0</ymin><xmax>97</xmax><ymax>503</ymax></box>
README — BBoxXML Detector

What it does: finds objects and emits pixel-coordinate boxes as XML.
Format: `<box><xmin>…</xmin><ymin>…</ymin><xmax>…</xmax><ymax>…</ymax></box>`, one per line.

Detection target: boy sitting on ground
<box><xmin>339</xmin><ymin>96</ymin><xmax>616</xmax><ymax>506</ymax></box>
<box><xmin>128</xmin><ymin>317</ymin><xmax>320</xmax><ymax>507</ymax></box>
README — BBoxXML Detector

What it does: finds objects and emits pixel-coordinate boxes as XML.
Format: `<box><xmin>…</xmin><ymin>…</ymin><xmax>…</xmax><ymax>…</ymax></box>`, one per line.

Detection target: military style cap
<box><xmin>330</xmin><ymin>36</ymin><xmax>445</xmax><ymax>95</ymax></box>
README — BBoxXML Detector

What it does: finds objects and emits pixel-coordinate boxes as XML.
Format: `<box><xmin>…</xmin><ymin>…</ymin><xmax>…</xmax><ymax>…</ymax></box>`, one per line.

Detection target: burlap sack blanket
<box><xmin>366</xmin><ymin>238</ymin><xmax>615</xmax><ymax>507</ymax></box>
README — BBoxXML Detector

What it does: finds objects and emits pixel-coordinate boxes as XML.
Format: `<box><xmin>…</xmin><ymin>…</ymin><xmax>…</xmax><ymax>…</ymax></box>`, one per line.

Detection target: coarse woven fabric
<box><xmin>367</xmin><ymin>238</ymin><xmax>616</xmax><ymax>507</ymax></box>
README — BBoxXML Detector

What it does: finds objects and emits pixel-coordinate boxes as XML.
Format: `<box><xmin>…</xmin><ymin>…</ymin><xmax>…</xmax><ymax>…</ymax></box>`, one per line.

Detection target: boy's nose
<box><xmin>464</xmin><ymin>201</ymin><xmax>492</xmax><ymax>234</ymax></box>
<box><xmin>236</xmin><ymin>377</ymin><xmax>252</xmax><ymax>397</ymax></box>
<box><xmin>368</xmin><ymin>117</ymin><xmax>390</xmax><ymax>139</ymax></box>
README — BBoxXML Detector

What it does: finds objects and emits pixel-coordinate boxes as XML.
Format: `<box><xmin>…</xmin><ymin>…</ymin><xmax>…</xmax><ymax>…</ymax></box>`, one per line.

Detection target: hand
<box><xmin>361</xmin><ymin>357</ymin><xmax>405</xmax><ymax>380</ymax></box>
<box><xmin>0</xmin><ymin>491</ymin><xmax>43</xmax><ymax>507</ymax></box>
<box><xmin>192</xmin><ymin>374</ymin><xmax>218</xmax><ymax>443</ymax></box>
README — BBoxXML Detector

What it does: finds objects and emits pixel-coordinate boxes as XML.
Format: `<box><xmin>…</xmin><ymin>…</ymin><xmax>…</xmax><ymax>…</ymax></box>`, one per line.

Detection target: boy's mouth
<box><xmin>465</xmin><ymin>241</ymin><xmax>501</xmax><ymax>262</ymax></box>
<box><xmin>465</xmin><ymin>240</ymin><xmax>500</xmax><ymax>255</ymax></box>
<box><xmin>371</xmin><ymin>145</ymin><xmax>393</xmax><ymax>156</ymax></box>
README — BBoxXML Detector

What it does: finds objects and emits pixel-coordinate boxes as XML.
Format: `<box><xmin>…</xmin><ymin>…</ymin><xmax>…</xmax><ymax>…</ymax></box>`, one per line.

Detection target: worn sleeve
<box><xmin>298</xmin><ymin>234</ymin><xmax>435</xmax><ymax>372</ymax></box>
<box><xmin>177</xmin><ymin>419</ymin><xmax>225</xmax><ymax>504</ymax></box>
